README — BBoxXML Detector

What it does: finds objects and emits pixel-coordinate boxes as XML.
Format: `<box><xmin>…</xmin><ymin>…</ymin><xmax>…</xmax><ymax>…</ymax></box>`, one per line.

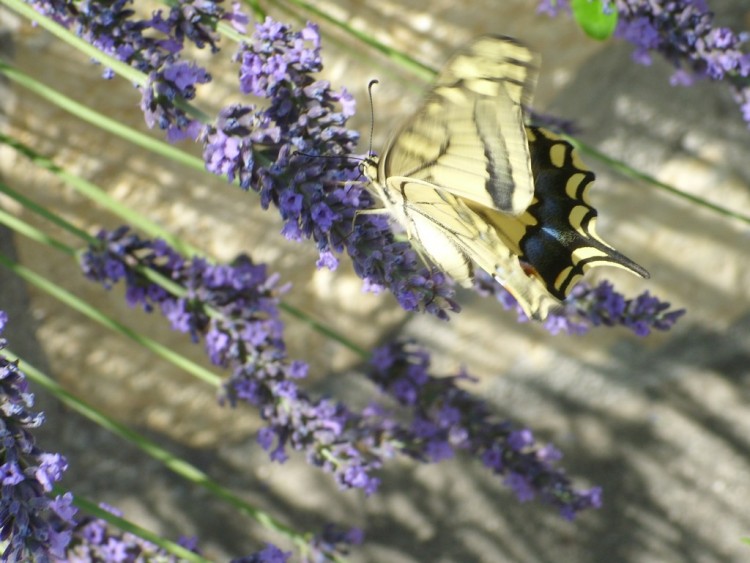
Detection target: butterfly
<box><xmin>363</xmin><ymin>35</ymin><xmax>648</xmax><ymax>320</ymax></box>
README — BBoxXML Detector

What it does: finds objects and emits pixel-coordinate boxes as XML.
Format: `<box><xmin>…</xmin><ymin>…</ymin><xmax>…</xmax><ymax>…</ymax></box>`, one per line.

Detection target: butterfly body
<box><xmin>365</xmin><ymin>36</ymin><xmax>648</xmax><ymax>320</ymax></box>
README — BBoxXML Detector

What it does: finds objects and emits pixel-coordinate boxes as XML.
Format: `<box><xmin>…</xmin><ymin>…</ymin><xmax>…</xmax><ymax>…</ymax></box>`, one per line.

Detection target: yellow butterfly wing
<box><xmin>364</xmin><ymin>36</ymin><xmax>648</xmax><ymax>321</ymax></box>
<box><xmin>378</xmin><ymin>35</ymin><xmax>539</xmax><ymax>215</ymax></box>
<box><xmin>372</xmin><ymin>173</ymin><xmax>559</xmax><ymax>320</ymax></box>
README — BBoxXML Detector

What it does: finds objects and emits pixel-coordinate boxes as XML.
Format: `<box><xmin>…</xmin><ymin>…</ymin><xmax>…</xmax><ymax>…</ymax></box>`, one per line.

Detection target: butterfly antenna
<box><xmin>367</xmin><ymin>79</ymin><xmax>379</xmax><ymax>158</ymax></box>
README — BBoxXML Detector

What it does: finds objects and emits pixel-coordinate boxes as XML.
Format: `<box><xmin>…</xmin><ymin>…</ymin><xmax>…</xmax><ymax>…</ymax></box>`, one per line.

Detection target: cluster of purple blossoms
<box><xmin>80</xmin><ymin>227</ymin><xmax>294</xmax><ymax>384</ymax></box>
<box><xmin>201</xmin><ymin>18</ymin><xmax>460</xmax><ymax>318</ymax></box>
<box><xmin>68</xmin><ymin>510</ymin><xmax>359</xmax><ymax>562</ymax></box>
<box><xmin>538</xmin><ymin>0</ymin><xmax>750</xmax><ymax>126</ymax></box>
<box><xmin>0</xmin><ymin>300</ymin><xmax>365</xmax><ymax>560</ymax></box>
<box><xmin>556</xmin><ymin>280</ymin><xmax>686</xmax><ymax>336</ymax></box>
<box><xmin>368</xmin><ymin>341</ymin><xmax>602</xmax><ymax>519</ymax></box>
<box><xmin>66</xmin><ymin>504</ymin><xmax>200</xmax><ymax>561</ymax></box>
<box><xmin>81</xmin><ymin>229</ymin><xmax>601</xmax><ymax>519</ymax></box>
<box><xmin>33</xmin><ymin>0</ymin><xmax>231</xmax><ymax>63</ymax></box>
<box><xmin>232</xmin><ymin>543</ymin><xmax>291</xmax><ymax>563</ymax></box>
<box><xmin>141</xmin><ymin>60</ymin><xmax>211</xmax><ymax>141</ymax></box>
<box><xmin>614</xmin><ymin>1</ymin><xmax>749</xmax><ymax>78</ymax></box>
<box><xmin>308</xmin><ymin>524</ymin><xmax>364</xmax><ymax>559</ymax></box>
<box><xmin>30</xmin><ymin>0</ymin><xmax>246</xmax><ymax>139</ymax></box>
<box><xmin>536</xmin><ymin>0</ymin><xmax>571</xmax><ymax>18</ymax></box>
<box><xmin>233</xmin><ymin>524</ymin><xmax>363</xmax><ymax>563</ymax></box>
<box><xmin>615</xmin><ymin>0</ymin><xmax>750</xmax><ymax>125</ymax></box>
<box><xmin>476</xmin><ymin>272</ymin><xmax>685</xmax><ymax>335</ymax></box>
<box><xmin>81</xmin><ymin>228</ymin><xmax>386</xmax><ymax>492</ymax></box>
<box><xmin>0</xmin><ymin>311</ymin><xmax>77</xmax><ymax>560</ymax></box>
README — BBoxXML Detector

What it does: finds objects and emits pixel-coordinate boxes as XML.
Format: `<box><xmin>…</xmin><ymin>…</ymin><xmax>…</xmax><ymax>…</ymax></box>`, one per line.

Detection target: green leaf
<box><xmin>571</xmin><ymin>0</ymin><xmax>618</xmax><ymax>40</ymax></box>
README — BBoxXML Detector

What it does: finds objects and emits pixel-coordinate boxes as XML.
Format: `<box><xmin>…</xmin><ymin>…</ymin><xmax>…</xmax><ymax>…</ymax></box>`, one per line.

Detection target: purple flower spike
<box><xmin>369</xmin><ymin>341</ymin><xmax>604</xmax><ymax>519</ymax></box>
<box><xmin>0</xmin><ymin>312</ymin><xmax>77</xmax><ymax>560</ymax></box>
<box><xmin>142</xmin><ymin>61</ymin><xmax>210</xmax><ymax>141</ymax></box>
<box><xmin>82</xmin><ymin>229</ymin><xmax>601</xmax><ymax>519</ymax></box>
<box><xmin>66</xmin><ymin>504</ymin><xmax>202</xmax><ymax>561</ymax></box>
<box><xmin>31</xmin><ymin>0</ymin><xmax>233</xmax><ymax>135</ymax></box>
<box><xmin>539</xmin><ymin>1</ymin><xmax>750</xmax><ymax>127</ymax></box>
<box><xmin>82</xmin><ymin>229</ymin><xmax>390</xmax><ymax>499</ymax></box>
<box><xmin>197</xmin><ymin>18</ymin><xmax>460</xmax><ymax>318</ymax></box>
<box><xmin>476</xmin><ymin>271</ymin><xmax>684</xmax><ymax>336</ymax></box>
<box><xmin>558</xmin><ymin>281</ymin><xmax>686</xmax><ymax>336</ymax></box>
<box><xmin>231</xmin><ymin>543</ymin><xmax>292</xmax><ymax>563</ymax></box>
<box><xmin>614</xmin><ymin>1</ymin><xmax>749</xmax><ymax>84</ymax></box>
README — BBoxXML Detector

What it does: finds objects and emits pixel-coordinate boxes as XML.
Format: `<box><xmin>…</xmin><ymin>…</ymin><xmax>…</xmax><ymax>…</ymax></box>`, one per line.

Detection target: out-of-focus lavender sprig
<box><xmin>0</xmin><ymin>311</ymin><xmax>77</xmax><ymax>561</ymax></box>
<box><xmin>536</xmin><ymin>0</ymin><xmax>571</xmax><ymax>18</ymax></box>
<box><xmin>307</xmin><ymin>524</ymin><xmax>364</xmax><ymax>562</ymax></box>
<box><xmin>538</xmin><ymin>0</ymin><xmax>750</xmax><ymax>127</ymax></box>
<box><xmin>200</xmin><ymin>18</ymin><xmax>460</xmax><ymax>319</ymax></box>
<box><xmin>369</xmin><ymin>341</ymin><xmax>602</xmax><ymax>520</ymax></box>
<box><xmin>65</xmin><ymin>503</ymin><xmax>201</xmax><ymax>562</ymax></box>
<box><xmin>231</xmin><ymin>543</ymin><xmax>292</xmax><ymax>563</ymax></box>
<box><xmin>68</xmin><ymin>507</ymin><xmax>356</xmax><ymax>562</ymax></box>
<box><xmin>230</xmin><ymin>530</ymin><xmax>363</xmax><ymax>563</ymax></box>
<box><xmin>614</xmin><ymin>1</ymin><xmax>749</xmax><ymax>80</ymax></box>
<box><xmin>476</xmin><ymin>273</ymin><xmax>685</xmax><ymax>335</ymax></box>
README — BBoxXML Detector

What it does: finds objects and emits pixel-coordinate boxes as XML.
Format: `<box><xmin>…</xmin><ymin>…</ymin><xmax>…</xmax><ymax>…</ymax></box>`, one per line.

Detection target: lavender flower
<box><xmin>141</xmin><ymin>61</ymin><xmax>211</xmax><ymax>141</ymax></box>
<box><xmin>80</xmin><ymin>226</ymin><xmax>287</xmax><ymax>350</ymax></box>
<box><xmin>231</xmin><ymin>543</ymin><xmax>292</xmax><ymax>563</ymax></box>
<box><xmin>477</xmin><ymin>272</ymin><xmax>684</xmax><ymax>335</ymax></box>
<box><xmin>615</xmin><ymin>1</ymin><xmax>750</xmax><ymax>127</ymax></box>
<box><xmin>369</xmin><ymin>341</ymin><xmax>603</xmax><ymax>519</ymax></box>
<box><xmin>68</xmin><ymin>504</ymin><xmax>335</xmax><ymax>562</ymax></box>
<box><xmin>539</xmin><ymin>0</ymin><xmax>750</xmax><ymax>126</ymax></box>
<box><xmin>82</xmin><ymin>230</ymin><xmax>601</xmax><ymax>519</ymax></box>
<box><xmin>308</xmin><ymin>524</ymin><xmax>364</xmax><ymax>560</ymax></box>
<box><xmin>35</xmin><ymin>0</ymin><xmax>232</xmax><ymax>70</ymax></box>
<box><xmin>65</xmin><ymin>504</ymin><xmax>200</xmax><ymax>562</ymax></box>
<box><xmin>30</xmin><ymin>0</ymin><xmax>237</xmax><ymax>136</ymax></box>
<box><xmin>0</xmin><ymin>311</ymin><xmax>77</xmax><ymax>560</ymax></box>
<box><xmin>200</xmin><ymin>18</ymin><xmax>460</xmax><ymax>318</ymax></box>
<box><xmin>81</xmin><ymin>228</ymin><xmax>387</xmax><ymax>498</ymax></box>
<box><xmin>614</xmin><ymin>1</ymin><xmax>749</xmax><ymax>79</ymax></box>
<box><xmin>551</xmin><ymin>281</ymin><xmax>685</xmax><ymax>336</ymax></box>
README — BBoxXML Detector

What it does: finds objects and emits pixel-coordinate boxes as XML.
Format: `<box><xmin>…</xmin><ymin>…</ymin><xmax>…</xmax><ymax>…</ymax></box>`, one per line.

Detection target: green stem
<box><xmin>0</xmin><ymin>250</ymin><xmax>222</xmax><ymax>386</ymax></box>
<box><xmin>568</xmin><ymin>136</ymin><xmax>750</xmax><ymax>226</ymax></box>
<box><xmin>274</xmin><ymin>0</ymin><xmax>434</xmax><ymax>81</ymax></box>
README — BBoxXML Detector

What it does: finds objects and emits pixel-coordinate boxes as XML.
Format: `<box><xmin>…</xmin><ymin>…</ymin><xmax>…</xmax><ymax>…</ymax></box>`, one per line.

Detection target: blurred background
<box><xmin>1</xmin><ymin>0</ymin><xmax>749</xmax><ymax>561</ymax></box>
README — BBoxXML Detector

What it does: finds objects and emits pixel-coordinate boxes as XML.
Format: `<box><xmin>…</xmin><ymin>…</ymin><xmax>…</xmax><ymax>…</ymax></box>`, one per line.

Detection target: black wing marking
<box><xmin>470</xmin><ymin>127</ymin><xmax>649</xmax><ymax>300</ymax></box>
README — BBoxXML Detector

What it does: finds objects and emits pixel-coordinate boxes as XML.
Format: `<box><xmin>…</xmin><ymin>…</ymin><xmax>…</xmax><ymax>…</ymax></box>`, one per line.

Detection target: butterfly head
<box><xmin>360</xmin><ymin>155</ymin><xmax>380</xmax><ymax>183</ymax></box>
